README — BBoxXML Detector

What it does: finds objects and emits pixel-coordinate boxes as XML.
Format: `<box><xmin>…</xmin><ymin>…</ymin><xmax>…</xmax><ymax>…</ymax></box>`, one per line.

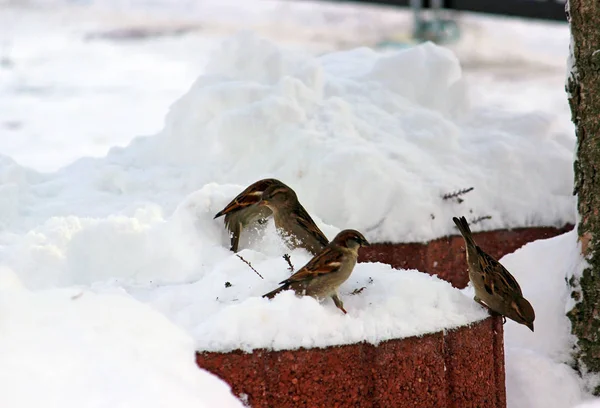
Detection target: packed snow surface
<box><xmin>493</xmin><ymin>230</ymin><xmax>590</xmax><ymax>408</ymax></box>
<box><xmin>4</xmin><ymin>184</ymin><xmax>488</xmax><ymax>351</ymax></box>
<box><xmin>0</xmin><ymin>270</ymin><xmax>243</xmax><ymax>408</ymax></box>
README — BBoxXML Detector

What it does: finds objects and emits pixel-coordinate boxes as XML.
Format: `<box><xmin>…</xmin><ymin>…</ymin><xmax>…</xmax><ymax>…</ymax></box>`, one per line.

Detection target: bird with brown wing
<box><xmin>263</xmin><ymin>229</ymin><xmax>369</xmax><ymax>314</ymax></box>
<box><xmin>453</xmin><ymin>216</ymin><xmax>535</xmax><ymax>331</ymax></box>
<box><xmin>214</xmin><ymin>178</ymin><xmax>284</xmax><ymax>252</ymax></box>
<box><xmin>256</xmin><ymin>183</ymin><xmax>329</xmax><ymax>256</ymax></box>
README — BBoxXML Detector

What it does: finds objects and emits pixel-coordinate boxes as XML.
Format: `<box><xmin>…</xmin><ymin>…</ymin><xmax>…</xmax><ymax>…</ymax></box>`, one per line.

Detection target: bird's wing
<box><xmin>477</xmin><ymin>247</ymin><xmax>523</xmax><ymax>297</ymax></box>
<box><xmin>291</xmin><ymin>204</ymin><xmax>330</xmax><ymax>247</ymax></box>
<box><xmin>281</xmin><ymin>246</ymin><xmax>343</xmax><ymax>284</ymax></box>
<box><xmin>214</xmin><ymin>179</ymin><xmax>275</xmax><ymax>218</ymax></box>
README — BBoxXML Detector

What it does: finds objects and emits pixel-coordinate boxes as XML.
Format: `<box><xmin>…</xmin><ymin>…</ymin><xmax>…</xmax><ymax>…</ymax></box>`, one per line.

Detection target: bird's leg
<box><xmin>230</xmin><ymin>221</ymin><xmax>241</xmax><ymax>253</ymax></box>
<box><xmin>331</xmin><ymin>293</ymin><xmax>347</xmax><ymax>314</ymax></box>
<box><xmin>473</xmin><ymin>295</ymin><xmax>488</xmax><ymax>309</ymax></box>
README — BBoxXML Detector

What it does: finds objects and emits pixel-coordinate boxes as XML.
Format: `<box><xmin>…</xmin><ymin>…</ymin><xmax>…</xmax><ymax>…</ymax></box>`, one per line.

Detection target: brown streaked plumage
<box><xmin>257</xmin><ymin>184</ymin><xmax>329</xmax><ymax>256</ymax></box>
<box><xmin>263</xmin><ymin>229</ymin><xmax>370</xmax><ymax>314</ymax></box>
<box><xmin>453</xmin><ymin>216</ymin><xmax>535</xmax><ymax>331</ymax></box>
<box><xmin>214</xmin><ymin>179</ymin><xmax>285</xmax><ymax>252</ymax></box>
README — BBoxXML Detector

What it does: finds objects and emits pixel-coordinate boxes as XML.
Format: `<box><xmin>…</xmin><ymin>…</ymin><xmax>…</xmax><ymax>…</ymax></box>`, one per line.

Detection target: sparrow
<box><xmin>257</xmin><ymin>183</ymin><xmax>329</xmax><ymax>256</ymax></box>
<box><xmin>453</xmin><ymin>216</ymin><xmax>535</xmax><ymax>331</ymax></box>
<box><xmin>263</xmin><ymin>229</ymin><xmax>370</xmax><ymax>314</ymax></box>
<box><xmin>214</xmin><ymin>179</ymin><xmax>285</xmax><ymax>252</ymax></box>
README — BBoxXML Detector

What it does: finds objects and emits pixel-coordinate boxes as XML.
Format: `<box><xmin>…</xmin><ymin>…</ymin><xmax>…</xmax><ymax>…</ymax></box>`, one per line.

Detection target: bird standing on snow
<box><xmin>263</xmin><ymin>229</ymin><xmax>369</xmax><ymax>314</ymax></box>
<box><xmin>214</xmin><ymin>178</ymin><xmax>284</xmax><ymax>253</ymax></box>
<box><xmin>453</xmin><ymin>216</ymin><xmax>535</xmax><ymax>331</ymax></box>
<box><xmin>256</xmin><ymin>183</ymin><xmax>329</xmax><ymax>256</ymax></box>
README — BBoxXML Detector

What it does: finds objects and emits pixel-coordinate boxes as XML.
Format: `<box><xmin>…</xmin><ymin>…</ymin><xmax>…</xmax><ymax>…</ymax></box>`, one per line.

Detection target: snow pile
<box><xmin>3</xmin><ymin>35</ymin><xmax>574</xmax><ymax>243</ymax></box>
<box><xmin>488</xmin><ymin>230</ymin><xmax>591</xmax><ymax>408</ymax></box>
<box><xmin>3</xmin><ymin>185</ymin><xmax>487</xmax><ymax>351</ymax></box>
<box><xmin>575</xmin><ymin>401</ymin><xmax>600</xmax><ymax>408</ymax></box>
<box><xmin>0</xmin><ymin>268</ymin><xmax>243</xmax><ymax>408</ymax></box>
<box><xmin>115</xmin><ymin>34</ymin><xmax>573</xmax><ymax>242</ymax></box>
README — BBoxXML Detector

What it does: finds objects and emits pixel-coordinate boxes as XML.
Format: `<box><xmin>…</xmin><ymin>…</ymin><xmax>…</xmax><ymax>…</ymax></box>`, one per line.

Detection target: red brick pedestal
<box><xmin>197</xmin><ymin>316</ymin><xmax>505</xmax><ymax>408</ymax></box>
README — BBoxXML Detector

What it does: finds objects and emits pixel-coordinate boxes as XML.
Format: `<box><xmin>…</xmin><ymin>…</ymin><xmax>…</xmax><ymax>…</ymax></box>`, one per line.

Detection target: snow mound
<box><xmin>506</xmin><ymin>348</ymin><xmax>583</xmax><ymax>408</ymax></box>
<box><xmin>4</xmin><ymin>185</ymin><xmax>486</xmax><ymax>352</ymax></box>
<box><xmin>494</xmin><ymin>229</ymin><xmax>590</xmax><ymax>407</ymax></box>
<box><xmin>500</xmin><ymin>229</ymin><xmax>583</xmax><ymax>362</ymax></box>
<box><xmin>129</xmin><ymin>34</ymin><xmax>573</xmax><ymax>242</ymax></box>
<box><xmin>0</xmin><ymin>282</ymin><xmax>243</xmax><ymax>408</ymax></box>
<box><xmin>142</xmin><ymin>258</ymin><xmax>487</xmax><ymax>353</ymax></box>
<box><xmin>0</xmin><ymin>155</ymin><xmax>44</xmax><ymax>229</ymax></box>
<box><xmin>3</xmin><ymin>184</ymin><xmax>337</xmax><ymax>289</ymax></box>
<box><xmin>575</xmin><ymin>399</ymin><xmax>600</xmax><ymax>408</ymax></box>
<box><xmin>5</xmin><ymin>35</ymin><xmax>574</xmax><ymax>243</ymax></box>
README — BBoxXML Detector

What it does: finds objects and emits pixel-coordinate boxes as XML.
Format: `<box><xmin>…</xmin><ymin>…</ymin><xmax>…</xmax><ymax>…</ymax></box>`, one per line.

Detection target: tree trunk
<box><xmin>565</xmin><ymin>0</ymin><xmax>600</xmax><ymax>394</ymax></box>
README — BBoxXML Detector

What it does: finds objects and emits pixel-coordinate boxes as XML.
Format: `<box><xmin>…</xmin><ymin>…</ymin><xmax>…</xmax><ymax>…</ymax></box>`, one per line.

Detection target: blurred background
<box><xmin>0</xmin><ymin>0</ymin><xmax>570</xmax><ymax>172</ymax></box>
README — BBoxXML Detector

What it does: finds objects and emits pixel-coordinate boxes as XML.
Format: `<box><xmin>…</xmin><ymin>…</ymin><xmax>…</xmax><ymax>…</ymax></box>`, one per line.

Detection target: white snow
<box><xmin>2</xmin><ymin>184</ymin><xmax>488</xmax><ymax>351</ymax></box>
<box><xmin>491</xmin><ymin>229</ymin><xmax>592</xmax><ymax>408</ymax></box>
<box><xmin>0</xmin><ymin>270</ymin><xmax>244</xmax><ymax>408</ymax></box>
<box><xmin>1</xmin><ymin>0</ymin><xmax>595</xmax><ymax>407</ymax></box>
<box><xmin>575</xmin><ymin>401</ymin><xmax>600</xmax><ymax>408</ymax></box>
<box><xmin>0</xmin><ymin>34</ymin><xmax>575</xmax><ymax>243</ymax></box>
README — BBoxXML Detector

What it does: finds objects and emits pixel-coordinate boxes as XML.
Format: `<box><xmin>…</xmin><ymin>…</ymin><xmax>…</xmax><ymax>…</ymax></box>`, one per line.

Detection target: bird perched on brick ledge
<box><xmin>214</xmin><ymin>178</ymin><xmax>284</xmax><ymax>253</ymax></box>
<box><xmin>453</xmin><ymin>216</ymin><xmax>535</xmax><ymax>331</ymax></box>
<box><xmin>256</xmin><ymin>183</ymin><xmax>329</xmax><ymax>256</ymax></box>
<box><xmin>263</xmin><ymin>229</ymin><xmax>370</xmax><ymax>314</ymax></box>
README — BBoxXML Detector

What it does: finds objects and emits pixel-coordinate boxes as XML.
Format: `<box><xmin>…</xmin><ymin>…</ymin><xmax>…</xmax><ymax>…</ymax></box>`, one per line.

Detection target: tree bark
<box><xmin>565</xmin><ymin>0</ymin><xmax>600</xmax><ymax>394</ymax></box>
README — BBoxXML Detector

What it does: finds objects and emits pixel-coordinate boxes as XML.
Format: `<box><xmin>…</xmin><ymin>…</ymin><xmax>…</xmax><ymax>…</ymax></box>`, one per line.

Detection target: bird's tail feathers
<box><xmin>262</xmin><ymin>284</ymin><xmax>289</xmax><ymax>299</ymax></box>
<box><xmin>452</xmin><ymin>216</ymin><xmax>476</xmax><ymax>247</ymax></box>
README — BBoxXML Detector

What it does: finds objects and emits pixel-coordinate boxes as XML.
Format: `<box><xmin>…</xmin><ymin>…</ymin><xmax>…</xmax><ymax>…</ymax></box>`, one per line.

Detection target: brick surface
<box><xmin>195</xmin><ymin>349</ymin><xmax>268</xmax><ymax>408</ymax></box>
<box><xmin>370</xmin><ymin>333</ymin><xmax>446</xmax><ymax>408</ymax></box>
<box><xmin>196</xmin><ymin>319</ymin><xmax>502</xmax><ymax>408</ymax></box>
<box><xmin>445</xmin><ymin>317</ymin><xmax>500</xmax><ymax>408</ymax></box>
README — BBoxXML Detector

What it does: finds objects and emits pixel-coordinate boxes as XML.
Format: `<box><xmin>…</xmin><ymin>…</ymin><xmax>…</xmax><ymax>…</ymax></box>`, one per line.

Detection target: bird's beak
<box><xmin>361</xmin><ymin>238</ymin><xmax>370</xmax><ymax>247</ymax></box>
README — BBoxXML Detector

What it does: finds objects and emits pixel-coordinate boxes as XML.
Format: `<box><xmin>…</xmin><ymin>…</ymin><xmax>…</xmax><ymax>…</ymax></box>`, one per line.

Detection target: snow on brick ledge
<box><xmin>360</xmin><ymin>224</ymin><xmax>573</xmax><ymax>288</ymax></box>
<box><xmin>196</xmin><ymin>316</ymin><xmax>506</xmax><ymax>408</ymax></box>
<box><xmin>194</xmin><ymin>224</ymin><xmax>571</xmax><ymax>408</ymax></box>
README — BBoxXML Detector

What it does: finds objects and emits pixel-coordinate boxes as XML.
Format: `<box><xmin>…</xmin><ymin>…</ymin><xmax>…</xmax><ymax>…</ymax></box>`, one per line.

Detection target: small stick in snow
<box><xmin>470</xmin><ymin>215</ymin><xmax>492</xmax><ymax>225</ymax></box>
<box><xmin>283</xmin><ymin>254</ymin><xmax>294</xmax><ymax>273</ymax></box>
<box><xmin>442</xmin><ymin>187</ymin><xmax>474</xmax><ymax>203</ymax></box>
<box><xmin>350</xmin><ymin>286</ymin><xmax>366</xmax><ymax>295</ymax></box>
<box><xmin>236</xmin><ymin>255</ymin><xmax>264</xmax><ymax>279</ymax></box>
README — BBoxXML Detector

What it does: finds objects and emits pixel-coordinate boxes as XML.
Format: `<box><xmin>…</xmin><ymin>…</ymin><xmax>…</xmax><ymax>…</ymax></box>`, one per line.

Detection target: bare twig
<box><xmin>283</xmin><ymin>254</ymin><xmax>294</xmax><ymax>273</ymax></box>
<box><xmin>236</xmin><ymin>255</ymin><xmax>264</xmax><ymax>279</ymax></box>
<box><xmin>350</xmin><ymin>287</ymin><xmax>366</xmax><ymax>295</ymax></box>
<box><xmin>442</xmin><ymin>187</ymin><xmax>474</xmax><ymax>203</ymax></box>
<box><xmin>470</xmin><ymin>215</ymin><xmax>492</xmax><ymax>225</ymax></box>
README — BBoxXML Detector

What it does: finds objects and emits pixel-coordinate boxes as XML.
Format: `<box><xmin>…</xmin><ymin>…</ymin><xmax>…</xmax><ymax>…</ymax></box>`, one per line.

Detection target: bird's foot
<box><xmin>331</xmin><ymin>294</ymin><xmax>347</xmax><ymax>314</ymax></box>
